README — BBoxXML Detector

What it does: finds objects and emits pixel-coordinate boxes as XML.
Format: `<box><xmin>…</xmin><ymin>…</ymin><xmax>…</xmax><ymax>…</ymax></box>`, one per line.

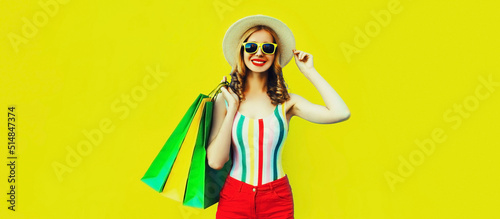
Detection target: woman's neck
<box><xmin>245</xmin><ymin>70</ymin><xmax>268</xmax><ymax>94</ymax></box>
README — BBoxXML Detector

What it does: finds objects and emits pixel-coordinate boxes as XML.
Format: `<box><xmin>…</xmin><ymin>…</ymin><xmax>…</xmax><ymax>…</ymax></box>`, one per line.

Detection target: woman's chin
<box><xmin>247</xmin><ymin>65</ymin><xmax>271</xmax><ymax>73</ymax></box>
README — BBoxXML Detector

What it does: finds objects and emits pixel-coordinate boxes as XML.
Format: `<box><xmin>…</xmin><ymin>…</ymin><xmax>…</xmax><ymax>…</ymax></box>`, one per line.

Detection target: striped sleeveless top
<box><xmin>229</xmin><ymin>102</ymin><xmax>289</xmax><ymax>186</ymax></box>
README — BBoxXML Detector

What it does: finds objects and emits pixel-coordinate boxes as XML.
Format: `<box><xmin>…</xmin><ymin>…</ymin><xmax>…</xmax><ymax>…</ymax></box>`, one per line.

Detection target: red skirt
<box><xmin>216</xmin><ymin>174</ymin><xmax>294</xmax><ymax>219</ymax></box>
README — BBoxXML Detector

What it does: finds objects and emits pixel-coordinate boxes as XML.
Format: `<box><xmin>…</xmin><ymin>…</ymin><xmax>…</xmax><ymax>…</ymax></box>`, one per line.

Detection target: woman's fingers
<box><xmin>220</xmin><ymin>87</ymin><xmax>231</xmax><ymax>102</ymax></box>
<box><xmin>293</xmin><ymin>49</ymin><xmax>307</xmax><ymax>61</ymax></box>
<box><xmin>227</xmin><ymin>87</ymin><xmax>239</xmax><ymax>101</ymax></box>
<box><xmin>221</xmin><ymin>87</ymin><xmax>235</xmax><ymax>101</ymax></box>
<box><xmin>220</xmin><ymin>87</ymin><xmax>230</xmax><ymax>97</ymax></box>
<box><xmin>221</xmin><ymin>87</ymin><xmax>240</xmax><ymax>111</ymax></box>
<box><xmin>294</xmin><ymin>50</ymin><xmax>309</xmax><ymax>61</ymax></box>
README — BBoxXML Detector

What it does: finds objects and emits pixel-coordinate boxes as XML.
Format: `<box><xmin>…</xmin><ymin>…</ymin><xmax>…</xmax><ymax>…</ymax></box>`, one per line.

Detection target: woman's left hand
<box><xmin>293</xmin><ymin>49</ymin><xmax>315</xmax><ymax>73</ymax></box>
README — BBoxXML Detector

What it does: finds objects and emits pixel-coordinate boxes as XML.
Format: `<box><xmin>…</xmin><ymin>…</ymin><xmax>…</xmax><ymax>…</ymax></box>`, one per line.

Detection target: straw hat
<box><xmin>222</xmin><ymin>14</ymin><xmax>296</xmax><ymax>68</ymax></box>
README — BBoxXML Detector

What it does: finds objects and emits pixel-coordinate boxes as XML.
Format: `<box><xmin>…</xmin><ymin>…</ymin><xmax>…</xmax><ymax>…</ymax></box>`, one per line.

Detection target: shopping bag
<box><xmin>141</xmin><ymin>94</ymin><xmax>205</xmax><ymax>192</ymax></box>
<box><xmin>165</xmin><ymin>81</ymin><xmax>231</xmax><ymax>205</ymax></box>
<box><xmin>141</xmin><ymin>81</ymin><xmax>232</xmax><ymax>208</ymax></box>
<box><xmin>161</xmin><ymin>97</ymin><xmax>210</xmax><ymax>201</ymax></box>
<box><xmin>183</xmin><ymin>93</ymin><xmax>232</xmax><ymax>209</ymax></box>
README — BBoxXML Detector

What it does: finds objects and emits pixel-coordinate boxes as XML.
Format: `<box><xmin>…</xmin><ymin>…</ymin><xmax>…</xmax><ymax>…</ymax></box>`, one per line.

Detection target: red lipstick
<box><xmin>251</xmin><ymin>59</ymin><xmax>266</xmax><ymax>66</ymax></box>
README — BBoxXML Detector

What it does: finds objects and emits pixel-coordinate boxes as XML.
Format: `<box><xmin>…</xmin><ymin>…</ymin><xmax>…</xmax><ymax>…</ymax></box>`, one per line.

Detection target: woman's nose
<box><xmin>254</xmin><ymin>46</ymin><xmax>264</xmax><ymax>56</ymax></box>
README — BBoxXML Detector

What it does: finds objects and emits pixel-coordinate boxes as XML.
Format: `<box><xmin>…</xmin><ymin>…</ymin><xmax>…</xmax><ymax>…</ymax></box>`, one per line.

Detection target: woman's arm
<box><xmin>206</xmin><ymin>79</ymin><xmax>239</xmax><ymax>170</ymax></box>
<box><xmin>288</xmin><ymin>49</ymin><xmax>350</xmax><ymax>124</ymax></box>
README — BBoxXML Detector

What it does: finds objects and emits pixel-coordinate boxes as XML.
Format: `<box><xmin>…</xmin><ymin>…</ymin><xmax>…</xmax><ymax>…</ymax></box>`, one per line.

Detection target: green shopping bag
<box><xmin>141</xmin><ymin>81</ymin><xmax>232</xmax><ymax>209</ymax></box>
<box><xmin>141</xmin><ymin>94</ymin><xmax>206</xmax><ymax>192</ymax></box>
<box><xmin>183</xmin><ymin>87</ymin><xmax>232</xmax><ymax>208</ymax></box>
<box><xmin>161</xmin><ymin>97</ymin><xmax>210</xmax><ymax>201</ymax></box>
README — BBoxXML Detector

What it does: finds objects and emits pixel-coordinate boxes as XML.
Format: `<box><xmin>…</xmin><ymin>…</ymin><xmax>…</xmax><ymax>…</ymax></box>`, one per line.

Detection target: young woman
<box><xmin>207</xmin><ymin>15</ymin><xmax>350</xmax><ymax>218</ymax></box>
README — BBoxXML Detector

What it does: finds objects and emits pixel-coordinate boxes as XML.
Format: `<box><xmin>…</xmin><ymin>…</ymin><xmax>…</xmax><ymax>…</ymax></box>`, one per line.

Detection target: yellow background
<box><xmin>1</xmin><ymin>0</ymin><xmax>499</xmax><ymax>218</ymax></box>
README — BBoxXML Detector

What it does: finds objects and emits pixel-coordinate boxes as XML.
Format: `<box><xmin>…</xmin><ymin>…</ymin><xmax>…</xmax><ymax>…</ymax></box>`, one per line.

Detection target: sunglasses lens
<box><xmin>244</xmin><ymin>43</ymin><xmax>258</xmax><ymax>53</ymax></box>
<box><xmin>262</xmin><ymin>44</ymin><xmax>275</xmax><ymax>54</ymax></box>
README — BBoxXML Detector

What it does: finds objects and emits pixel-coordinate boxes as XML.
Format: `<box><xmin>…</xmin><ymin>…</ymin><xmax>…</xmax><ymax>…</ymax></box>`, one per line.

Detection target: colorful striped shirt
<box><xmin>229</xmin><ymin>102</ymin><xmax>289</xmax><ymax>186</ymax></box>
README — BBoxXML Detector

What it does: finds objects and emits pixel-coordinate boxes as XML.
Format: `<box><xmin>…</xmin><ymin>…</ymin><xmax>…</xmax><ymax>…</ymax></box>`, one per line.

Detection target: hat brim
<box><xmin>222</xmin><ymin>14</ymin><xmax>295</xmax><ymax>69</ymax></box>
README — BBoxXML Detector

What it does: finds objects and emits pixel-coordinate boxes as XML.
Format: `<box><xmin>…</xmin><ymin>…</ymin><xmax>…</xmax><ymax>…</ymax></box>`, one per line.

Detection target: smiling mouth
<box><xmin>251</xmin><ymin>60</ymin><xmax>266</xmax><ymax>66</ymax></box>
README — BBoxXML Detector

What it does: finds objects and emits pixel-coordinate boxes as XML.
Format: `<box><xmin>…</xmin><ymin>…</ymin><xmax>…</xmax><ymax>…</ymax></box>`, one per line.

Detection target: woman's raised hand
<box><xmin>293</xmin><ymin>49</ymin><xmax>315</xmax><ymax>73</ymax></box>
<box><xmin>220</xmin><ymin>76</ymin><xmax>240</xmax><ymax>113</ymax></box>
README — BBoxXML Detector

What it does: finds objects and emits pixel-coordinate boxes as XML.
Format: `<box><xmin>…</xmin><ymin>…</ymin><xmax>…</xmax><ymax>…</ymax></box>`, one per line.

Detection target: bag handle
<box><xmin>208</xmin><ymin>81</ymin><xmax>230</xmax><ymax>101</ymax></box>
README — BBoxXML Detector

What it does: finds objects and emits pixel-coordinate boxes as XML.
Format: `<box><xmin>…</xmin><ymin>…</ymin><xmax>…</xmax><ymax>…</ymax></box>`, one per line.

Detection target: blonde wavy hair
<box><xmin>229</xmin><ymin>25</ymin><xmax>290</xmax><ymax>105</ymax></box>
